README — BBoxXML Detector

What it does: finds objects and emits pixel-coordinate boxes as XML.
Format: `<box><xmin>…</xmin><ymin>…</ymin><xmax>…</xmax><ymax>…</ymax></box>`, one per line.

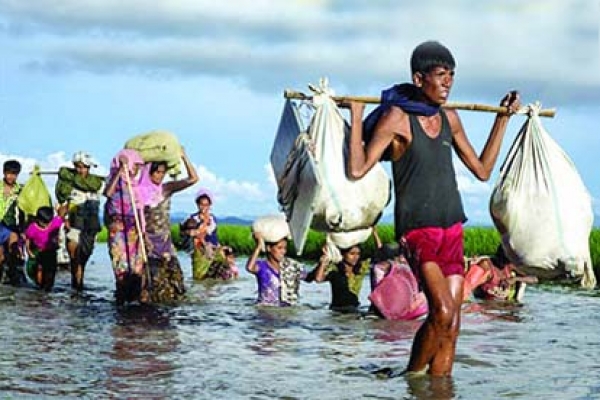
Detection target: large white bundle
<box><xmin>309</xmin><ymin>80</ymin><xmax>391</xmax><ymax>234</ymax></box>
<box><xmin>251</xmin><ymin>214</ymin><xmax>291</xmax><ymax>252</ymax></box>
<box><xmin>490</xmin><ymin>104</ymin><xmax>595</xmax><ymax>288</ymax></box>
<box><xmin>272</xmin><ymin>79</ymin><xmax>390</xmax><ymax>255</ymax></box>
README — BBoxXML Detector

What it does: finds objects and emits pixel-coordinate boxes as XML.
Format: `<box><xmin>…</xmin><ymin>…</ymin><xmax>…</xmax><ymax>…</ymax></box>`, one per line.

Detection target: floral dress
<box><xmin>180</xmin><ymin>212</ymin><xmax>219</xmax><ymax>280</ymax></box>
<box><xmin>144</xmin><ymin>196</ymin><xmax>185</xmax><ymax>303</ymax></box>
<box><xmin>104</xmin><ymin>178</ymin><xmax>145</xmax><ymax>278</ymax></box>
<box><xmin>255</xmin><ymin>258</ymin><xmax>306</xmax><ymax>306</ymax></box>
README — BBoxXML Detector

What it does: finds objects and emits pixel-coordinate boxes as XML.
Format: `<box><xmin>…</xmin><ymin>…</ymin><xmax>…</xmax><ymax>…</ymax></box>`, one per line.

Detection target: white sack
<box><xmin>309</xmin><ymin>80</ymin><xmax>391</xmax><ymax>234</ymax></box>
<box><xmin>490</xmin><ymin>104</ymin><xmax>595</xmax><ymax>288</ymax></box>
<box><xmin>325</xmin><ymin>228</ymin><xmax>372</xmax><ymax>263</ymax></box>
<box><xmin>252</xmin><ymin>214</ymin><xmax>291</xmax><ymax>252</ymax></box>
<box><xmin>273</xmin><ymin>79</ymin><xmax>390</xmax><ymax>256</ymax></box>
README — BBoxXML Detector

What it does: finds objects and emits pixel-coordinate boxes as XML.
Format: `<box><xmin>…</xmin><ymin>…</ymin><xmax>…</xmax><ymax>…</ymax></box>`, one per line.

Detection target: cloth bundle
<box><xmin>490</xmin><ymin>104</ymin><xmax>595</xmax><ymax>288</ymax></box>
<box><xmin>124</xmin><ymin>130</ymin><xmax>182</xmax><ymax>177</ymax></box>
<box><xmin>273</xmin><ymin>79</ymin><xmax>391</xmax><ymax>254</ymax></box>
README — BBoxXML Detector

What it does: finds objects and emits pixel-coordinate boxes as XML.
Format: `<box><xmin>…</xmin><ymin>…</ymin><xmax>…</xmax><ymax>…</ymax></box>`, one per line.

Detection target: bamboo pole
<box><xmin>122</xmin><ymin>163</ymin><xmax>148</xmax><ymax>269</ymax></box>
<box><xmin>122</xmin><ymin>163</ymin><xmax>153</xmax><ymax>301</ymax></box>
<box><xmin>34</xmin><ymin>170</ymin><xmax>107</xmax><ymax>179</ymax></box>
<box><xmin>122</xmin><ymin>165</ymin><xmax>147</xmax><ymax>264</ymax></box>
<box><xmin>284</xmin><ymin>89</ymin><xmax>556</xmax><ymax>118</ymax></box>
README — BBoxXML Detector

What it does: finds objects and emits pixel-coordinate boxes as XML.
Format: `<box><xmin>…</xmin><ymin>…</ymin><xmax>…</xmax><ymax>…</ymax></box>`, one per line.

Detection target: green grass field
<box><xmin>96</xmin><ymin>224</ymin><xmax>600</xmax><ymax>276</ymax></box>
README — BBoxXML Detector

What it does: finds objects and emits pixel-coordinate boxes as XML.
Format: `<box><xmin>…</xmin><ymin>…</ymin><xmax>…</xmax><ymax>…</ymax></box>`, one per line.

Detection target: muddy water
<box><xmin>0</xmin><ymin>244</ymin><xmax>599</xmax><ymax>399</ymax></box>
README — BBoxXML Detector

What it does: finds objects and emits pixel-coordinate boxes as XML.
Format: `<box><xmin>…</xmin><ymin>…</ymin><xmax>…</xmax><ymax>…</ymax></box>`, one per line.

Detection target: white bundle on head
<box><xmin>325</xmin><ymin>228</ymin><xmax>372</xmax><ymax>264</ymax></box>
<box><xmin>252</xmin><ymin>214</ymin><xmax>291</xmax><ymax>252</ymax></box>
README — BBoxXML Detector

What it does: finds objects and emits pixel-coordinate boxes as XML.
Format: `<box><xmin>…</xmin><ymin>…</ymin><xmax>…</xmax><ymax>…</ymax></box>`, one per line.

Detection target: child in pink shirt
<box><xmin>25</xmin><ymin>206</ymin><xmax>65</xmax><ymax>291</ymax></box>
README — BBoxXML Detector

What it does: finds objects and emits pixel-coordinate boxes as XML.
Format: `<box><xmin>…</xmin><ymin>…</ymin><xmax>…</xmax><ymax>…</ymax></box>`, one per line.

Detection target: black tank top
<box><xmin>392</xmin><ymin>110</ymin><xmax>466</xmax><ymax>239</ymax></box>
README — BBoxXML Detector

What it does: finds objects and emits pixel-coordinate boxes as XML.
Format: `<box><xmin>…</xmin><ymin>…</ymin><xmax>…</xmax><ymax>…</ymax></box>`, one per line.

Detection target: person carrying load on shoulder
<box><xmin>103</xmin><ymin>149</ymin><xmax>147</xmax><ymax>306</ymax></box>
<box><xmin>0</xmin><ymin>159</ymin><xmax>26</xmax><ymax>286</ymax></box>
<box><xmin>55</xmin><ymin>151</ymin><xmax>104</xmax><ymax>293</ymax></box>
<box><xmin>306</xmin><ymin>232</ymin><xmax>371</xmax><ymax>313</ymax></box>
<box><xmin>463</xmin><ymin>245</ymin><xmax>538</xmax><ymax>303</ymax></box>
<box><xmin>24</xmin><ymin>204</ymin><xmax>67</xmax><ymax>291</ymax></box>
<box><xmin>139</xmin><ymin>146</ymin><xmax>198</xmax><ymax>303</ymax></box>
<box><xmin>246</xmin><ymin>215</ymin><xmax>308</xmax><ymax>307</ymax></box>
<box><xmin>342</xmin><ymin>40</ymin><xmax>521</xmax><ymax>376</ymax></box>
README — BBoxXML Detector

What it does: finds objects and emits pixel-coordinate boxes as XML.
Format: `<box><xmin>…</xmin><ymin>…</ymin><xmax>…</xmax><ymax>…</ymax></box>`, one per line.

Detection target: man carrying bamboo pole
<box><xmin>56</xmin><ymin>151</ymin><xmax>104</xmax><ymax>293</ymax></box>
<box><xmin>343</xmin><ymin>41</ymin><xmax>521</xmax><ymax>377</ymax></box>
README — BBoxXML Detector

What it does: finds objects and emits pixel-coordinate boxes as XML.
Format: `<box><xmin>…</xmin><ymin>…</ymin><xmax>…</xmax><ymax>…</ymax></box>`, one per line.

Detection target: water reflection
<box><xmin>463</xmin><ymin>301</ymin><xmax>527</xmax><ymax>323</ymax></box>
<box><xmin>106</xmin><ymin>306</ymin><xmax>179</xmax><ymax>398</ymax></box>
<box><xmin>406</xmin><ymin>375</ymin><xmax>456</xmax><ymax>400</ymax></box>
<box><xmin>246</xmin><ymin>307</ymin><xmax>295</xmax><ymax>356</ymax></box>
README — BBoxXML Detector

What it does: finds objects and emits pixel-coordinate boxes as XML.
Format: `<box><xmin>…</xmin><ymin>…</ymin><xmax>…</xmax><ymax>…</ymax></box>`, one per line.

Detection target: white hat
<box><xmin>72</xmin><ymin>151</ymin><xmax>97</xmax><ymax>168</ymax></box>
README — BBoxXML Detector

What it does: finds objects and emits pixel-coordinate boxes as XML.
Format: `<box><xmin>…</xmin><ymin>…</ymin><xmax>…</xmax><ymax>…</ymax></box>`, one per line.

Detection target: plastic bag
<box><xmin>368</xmin><ymin>262</ymin><xmax>428</xmax><ymax>320</ymax></box>
<box><xmin>17</xmin><ymin>165</ymin><xmax>52</xmax><ymax>218</ymax></box>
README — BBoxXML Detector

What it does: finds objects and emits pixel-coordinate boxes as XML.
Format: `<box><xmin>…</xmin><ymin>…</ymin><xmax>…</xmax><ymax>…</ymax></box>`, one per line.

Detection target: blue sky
<box><xmin>1</xmin><ymin>1</ymin><xmax>599</xmax><ymax>225</ymax></box>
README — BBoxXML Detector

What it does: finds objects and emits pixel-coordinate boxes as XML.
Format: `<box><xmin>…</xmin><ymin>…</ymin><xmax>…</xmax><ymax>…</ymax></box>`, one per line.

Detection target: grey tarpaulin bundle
<box><xmin>272</xmin><ymin>78</ymin><xmax>391</xmax><ymax>255</ymax></box>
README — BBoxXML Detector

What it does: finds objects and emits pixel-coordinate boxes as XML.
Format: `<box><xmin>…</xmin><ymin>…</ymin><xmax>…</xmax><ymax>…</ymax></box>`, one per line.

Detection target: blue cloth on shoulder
<box><xmin>362</xmin><ymin>83</ymin><xmax>440</xmax><ymax>160</ymax></box>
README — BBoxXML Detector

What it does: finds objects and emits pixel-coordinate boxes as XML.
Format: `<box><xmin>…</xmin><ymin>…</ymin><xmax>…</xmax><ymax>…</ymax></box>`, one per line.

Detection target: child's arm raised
<box><xmin>246</xmin><ymin>232</ymin><xmax>263</xmax><ymax>275</ymax></box>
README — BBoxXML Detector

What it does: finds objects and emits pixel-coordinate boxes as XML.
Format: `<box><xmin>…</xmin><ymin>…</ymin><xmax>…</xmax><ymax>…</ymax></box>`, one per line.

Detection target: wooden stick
<box><xmin>122</xmin><ymin>164</ymin><xmax>148</xmax><ymax>265</ymax></box>
<box><xmin>34</xmin><ymin>170</ymin><xmax>107</xmax><ymax>179</ymax></box>
<box><xmin>283</xmin><ymin>89</ymin><xmax>556</xmax><ymax>118</ymax></box>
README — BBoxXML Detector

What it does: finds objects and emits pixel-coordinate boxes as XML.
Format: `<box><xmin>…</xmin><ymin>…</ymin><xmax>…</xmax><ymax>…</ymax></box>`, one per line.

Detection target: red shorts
<box><xmin>403</xmin><ymin>223</ymin><xmax>465</xmax><ymax>278</ymax></box>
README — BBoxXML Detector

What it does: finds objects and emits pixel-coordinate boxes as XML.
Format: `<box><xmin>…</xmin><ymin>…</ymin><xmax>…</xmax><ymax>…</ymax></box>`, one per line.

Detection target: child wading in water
<box><xmin>307</xmin><ymin>234</ymin><xmax>370</xmax><ymax>313</ymax></box>
<box><xmin>24</xmin><ymin>205</ymin><xmax>66</xmax><ymax>291</ymax></box>
<box><xmin>246</xmin><ymin>216</ymin><xmax>307</xmax><ymax>307</ymax></box>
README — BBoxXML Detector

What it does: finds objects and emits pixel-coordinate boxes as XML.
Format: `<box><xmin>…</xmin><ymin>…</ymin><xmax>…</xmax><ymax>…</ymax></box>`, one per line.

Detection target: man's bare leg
<box><xmin>429</xmin><ymin>275</ymin><xmax>464</xmax><ymax>376</ymax></box>
<box><xmin>407</xmin><ymin>262</ymin><xmax>460</xmax><ymax>376</ymax></box>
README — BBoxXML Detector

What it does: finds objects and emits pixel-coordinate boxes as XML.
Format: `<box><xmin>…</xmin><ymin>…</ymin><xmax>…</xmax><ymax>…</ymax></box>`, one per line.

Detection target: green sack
<box><xmin>124</xmin><ymin>130</ymin><xmax>182</xmax><ymax>176</ymax></box>
<box><xmin>17</xmin><ymin>166</ymin><xmax>52</xmax><ymax>218</ymax></box>
<box><xmin>55</xmin><ymin>166</ymin><xmax>104</xmax><ymax>204</ymax></box>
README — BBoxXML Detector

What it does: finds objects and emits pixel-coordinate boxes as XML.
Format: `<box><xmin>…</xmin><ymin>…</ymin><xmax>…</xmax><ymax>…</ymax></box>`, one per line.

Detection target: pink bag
<box><xmin>369</xmin><ymin>262</ymin><xmax>428</xmax><ymax>320</ymax></box>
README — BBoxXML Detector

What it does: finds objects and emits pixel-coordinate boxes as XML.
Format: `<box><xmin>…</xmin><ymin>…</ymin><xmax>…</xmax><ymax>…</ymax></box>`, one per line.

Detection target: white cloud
<box><xmin>454</xmin><ymin>160</ymin><xmax>493</xmax><ymax>196</ymax></box>
<box><xmin>157</xmin><ymin>163</ymin><xmax>279</xmax><ymax>217</ymax></box>
<box><xmin>1</xmin><ymin>0</ymin><xmax>598</xmax><ymax>103</ymax></box>
<box><xmin>265</xmin><ymin>163</ymin><xmax>277</xmax><ymax>188</ymax></box>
